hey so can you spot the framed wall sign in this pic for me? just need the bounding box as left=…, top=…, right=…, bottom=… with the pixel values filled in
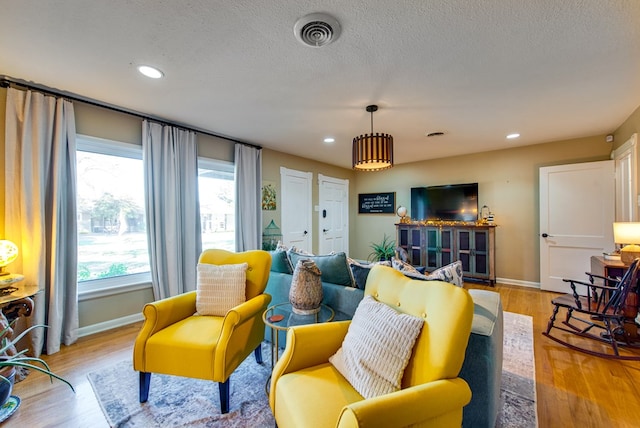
left=358, top=192, right=396, bottom=214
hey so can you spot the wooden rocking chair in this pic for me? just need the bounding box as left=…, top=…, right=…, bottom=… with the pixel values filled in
left=543, top=258, right=640, bottom=360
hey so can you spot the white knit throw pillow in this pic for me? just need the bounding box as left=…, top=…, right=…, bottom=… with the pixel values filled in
left=196, top=262, right=247, bottom=316
left=329, top=295, right=424, bottom=399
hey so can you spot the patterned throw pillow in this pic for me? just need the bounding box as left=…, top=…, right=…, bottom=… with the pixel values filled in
left=424, top=260, right=464, bottom=287
left=348, top=260, right=373, bottom=290
left=195, top=263, right=247, bottom=316
left=329, top=295, right=424, bottom=399
left=391, top=257, right=422, bottom=275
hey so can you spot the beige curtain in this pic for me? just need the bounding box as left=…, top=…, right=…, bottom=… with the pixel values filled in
left=234, top=144, right=262, bottom=251
left=142, top=120, right=201, bottom=300
left=4, top=87, right=78, bottom=356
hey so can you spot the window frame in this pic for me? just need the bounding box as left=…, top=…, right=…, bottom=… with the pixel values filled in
left=76, top=134, right=152, bottom=299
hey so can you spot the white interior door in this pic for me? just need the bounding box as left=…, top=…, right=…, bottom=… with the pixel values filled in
left=613, top=133, right=638, bottom=221
left=280, top=167, right=312, bottom=252
left=540, top=160, right=615, bottom=292
left=318, top=174, right=349, bottom=255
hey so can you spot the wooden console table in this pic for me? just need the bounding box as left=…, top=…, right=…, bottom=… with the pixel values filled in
left=396, top=223, right=496, bottom=285
left=590, top=256, right=627, bottom=283
left=0, top=279, right=40, bottom=377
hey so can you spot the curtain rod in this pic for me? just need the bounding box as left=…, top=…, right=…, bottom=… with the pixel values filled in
left=0, top=76, right=262, bottom=150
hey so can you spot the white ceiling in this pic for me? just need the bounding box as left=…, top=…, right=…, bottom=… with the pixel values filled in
left=2, top=1, right=640, bottom=168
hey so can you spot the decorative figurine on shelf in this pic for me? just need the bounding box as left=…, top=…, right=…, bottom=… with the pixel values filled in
left=487, top=212, right=495, bottom=225
left=479, top=205, right=490, bottom=225
left=262, top=220, right=282, bottom=251
left=396, top=206, right=410, bottom=224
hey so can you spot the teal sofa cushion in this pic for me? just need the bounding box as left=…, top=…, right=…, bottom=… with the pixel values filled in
left=269, top=250, right=293, bottom=274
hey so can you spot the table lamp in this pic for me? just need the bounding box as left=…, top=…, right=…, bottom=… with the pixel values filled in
left=613, top=222, right=640, bottom=265
left=0, top=240, right=19, bottom=276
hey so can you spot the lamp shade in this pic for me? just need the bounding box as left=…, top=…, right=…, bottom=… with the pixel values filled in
left=613, top=222, right=640, bottom=265
left=613, top=222, right=640, bottom=245
left=0, top=240, right=18, bottom=273
left=352, top=133, right=394, bottom=171
left=352, top=105, right=394, bottom=171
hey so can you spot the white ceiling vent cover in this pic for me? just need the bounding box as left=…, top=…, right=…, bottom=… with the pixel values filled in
left=294, top=13, right=341, bottom=48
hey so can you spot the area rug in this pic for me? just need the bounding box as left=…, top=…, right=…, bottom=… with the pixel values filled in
left=498, top=311, right=538, bottom=428
left=89, top=311, right=537, bottom=427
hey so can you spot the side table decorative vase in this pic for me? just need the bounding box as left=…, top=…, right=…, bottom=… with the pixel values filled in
left=289, top=259, right=323, bottom=315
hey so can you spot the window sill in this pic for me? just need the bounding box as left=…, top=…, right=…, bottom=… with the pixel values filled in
left=78, top=273, right=153, bottom=301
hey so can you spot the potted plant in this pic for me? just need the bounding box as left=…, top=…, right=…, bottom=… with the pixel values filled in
left=0, top=322, right=74, bottom=407
left=368, top=234, right=396, bottom=262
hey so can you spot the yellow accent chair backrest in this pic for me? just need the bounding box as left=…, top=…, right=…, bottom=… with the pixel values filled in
left=133, top=249, right=272, bottom=414
left=269, top=264, right=475, bottom=428
left=365, top=265, right=473, bottom=388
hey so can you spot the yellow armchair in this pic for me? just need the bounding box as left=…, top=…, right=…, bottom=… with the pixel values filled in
left=269, top=264, right=474, bottom=428
left=133, top=249, right=272, bottom=413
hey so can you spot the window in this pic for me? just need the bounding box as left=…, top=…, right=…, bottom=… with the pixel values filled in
left=199, top=158, right=235, bottom=251
left=76, top=135, right=150, bottom=291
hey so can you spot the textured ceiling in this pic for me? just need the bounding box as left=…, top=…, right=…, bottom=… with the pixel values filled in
left=2, top=1, right=640, bottom=168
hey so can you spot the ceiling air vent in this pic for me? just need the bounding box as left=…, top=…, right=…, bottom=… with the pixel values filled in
left=294, top=13, right=341, bottom=48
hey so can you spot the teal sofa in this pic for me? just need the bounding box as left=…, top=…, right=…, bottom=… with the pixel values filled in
left=263, top=251, right=503, bottom=428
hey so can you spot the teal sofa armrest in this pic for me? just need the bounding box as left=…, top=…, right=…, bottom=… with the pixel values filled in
left=461, top=289, right=504, bottom=428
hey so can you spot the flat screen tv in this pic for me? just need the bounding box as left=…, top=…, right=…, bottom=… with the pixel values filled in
left=411, top=183, right=479, bottom=222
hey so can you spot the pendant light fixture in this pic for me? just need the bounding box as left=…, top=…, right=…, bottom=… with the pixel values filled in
left=352, top=105, right=394, bottom=171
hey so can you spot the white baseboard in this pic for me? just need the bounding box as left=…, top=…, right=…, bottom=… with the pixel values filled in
left=78, top=312, right=144, bottom=338
left=496, top=277, right=540, bottom=289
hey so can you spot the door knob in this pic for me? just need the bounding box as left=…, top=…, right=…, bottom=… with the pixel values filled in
left=541, top=233, right=552, bottom=238
left=323, top=229, right=329, bottom=233
left=303, top=230, right=308, bottom=235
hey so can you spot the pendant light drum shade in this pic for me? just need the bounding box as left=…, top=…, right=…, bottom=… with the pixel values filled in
left=352, top=133, right=394, bottom=171
left=352, top=105, right=394, bottom=171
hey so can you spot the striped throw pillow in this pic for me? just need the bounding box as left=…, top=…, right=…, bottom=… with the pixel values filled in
left=196, top=262, right=247, bottom=316
left=329, top=295, right=423, bottom=399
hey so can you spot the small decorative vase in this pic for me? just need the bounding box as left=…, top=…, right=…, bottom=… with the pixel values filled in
left=289, top=259, right=323, bottom=315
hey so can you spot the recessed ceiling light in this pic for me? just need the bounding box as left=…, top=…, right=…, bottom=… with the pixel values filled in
left=506, top=133, right=520, bottom=139
left=137, top=65, right=164, bottom=79
left=323, top=137, right=335, bottom=143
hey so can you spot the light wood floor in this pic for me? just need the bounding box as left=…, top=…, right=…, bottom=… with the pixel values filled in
left=4, top=283, right=640, bottom=428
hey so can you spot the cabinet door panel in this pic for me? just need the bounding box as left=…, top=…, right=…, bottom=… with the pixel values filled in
left=442, top=252, right=452, bottom=266
left=411, top=248, right=422, bottom=264
left=399, top=228, right=409, bottom=246
left=459, top=252, right=470, bottom=272
left=475, top=254, right=488, bottom=274
left=475, top=232, right=487, bottom=252
left=411, top=228, right=421, bottom=245
left=458, top=230, right=471, bottom=251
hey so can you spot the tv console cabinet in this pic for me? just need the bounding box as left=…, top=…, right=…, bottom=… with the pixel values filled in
left=396, top=223, right=496, bottom=285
